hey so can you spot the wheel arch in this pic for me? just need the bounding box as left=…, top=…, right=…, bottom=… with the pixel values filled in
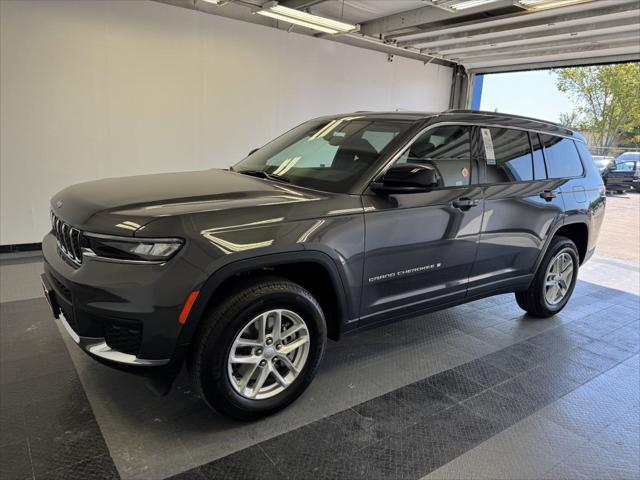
left=178, top=251, right=350, bottom=351
left=553, top=222, right=589, bottom=264
left=534, top=220, right=589, bottom=274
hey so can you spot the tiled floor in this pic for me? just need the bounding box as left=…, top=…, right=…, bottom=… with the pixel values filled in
left=1, top=215, right=639, bottom=480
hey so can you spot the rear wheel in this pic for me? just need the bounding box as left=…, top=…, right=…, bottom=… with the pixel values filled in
left=515, top=236, right=579, bottom=318
left=188, top=276, right=326, bottom=420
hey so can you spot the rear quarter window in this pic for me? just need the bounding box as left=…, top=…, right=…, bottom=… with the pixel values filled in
left=539, top=134, right=584, bottom=178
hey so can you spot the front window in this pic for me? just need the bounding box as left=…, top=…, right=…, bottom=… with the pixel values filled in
left=393, top=125, right=472, bottom=188
left=234, top=117, right=412, bottom=193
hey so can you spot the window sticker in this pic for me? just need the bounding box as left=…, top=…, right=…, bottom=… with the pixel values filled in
left=481, top=128, right=496, bottom=165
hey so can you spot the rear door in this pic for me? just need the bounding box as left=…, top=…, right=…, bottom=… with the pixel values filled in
left=360, top=125, right=483, bottom=322
left=468, top=128, right=565, bottom=295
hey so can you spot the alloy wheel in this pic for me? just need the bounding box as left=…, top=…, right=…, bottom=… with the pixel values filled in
left=544, top=250, right=574, bottom=306
left=227, top=309, right=310, bottom=400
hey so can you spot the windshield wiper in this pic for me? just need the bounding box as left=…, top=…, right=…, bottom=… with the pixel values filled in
left=237, top=170, right=291, bottom=183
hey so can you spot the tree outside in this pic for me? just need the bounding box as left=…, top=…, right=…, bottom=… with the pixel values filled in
left=554, top=63, right=640, bottom=157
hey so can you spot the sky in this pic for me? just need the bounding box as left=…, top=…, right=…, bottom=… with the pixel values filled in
left=479, top=70, right=574, bottom=123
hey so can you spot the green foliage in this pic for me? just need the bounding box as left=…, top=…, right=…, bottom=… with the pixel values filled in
left=554, top=63, right=640, bottom=148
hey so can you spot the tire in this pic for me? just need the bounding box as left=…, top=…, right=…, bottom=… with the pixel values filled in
left=515, top=236, right=580, bottom=318
left=188, top=275, right=326, bottom=420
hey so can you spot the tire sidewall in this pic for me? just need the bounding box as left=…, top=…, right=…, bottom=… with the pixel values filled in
left=199, top=286, right=326, bottom=418
left=539, top=240, right=579, bottom=314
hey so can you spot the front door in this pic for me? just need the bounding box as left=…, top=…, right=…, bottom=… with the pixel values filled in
left=360, top=125, right=483, bottom=323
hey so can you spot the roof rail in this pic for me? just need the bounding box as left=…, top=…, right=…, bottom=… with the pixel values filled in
left=444, top=109, right=566, bottom=129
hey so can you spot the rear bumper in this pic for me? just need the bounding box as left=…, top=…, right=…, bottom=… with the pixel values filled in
left=41, top=232, right=208, bottom=376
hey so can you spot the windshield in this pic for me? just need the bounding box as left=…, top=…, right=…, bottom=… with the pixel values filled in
left=233, top=117, right=412, bottom=193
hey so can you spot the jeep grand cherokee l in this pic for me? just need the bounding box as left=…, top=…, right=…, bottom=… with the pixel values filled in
left=41, top=110, right=605, bottom=419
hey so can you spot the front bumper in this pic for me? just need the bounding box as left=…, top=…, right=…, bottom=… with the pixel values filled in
left=41, top=232, right=208, bottom=370
left=43, top=274, right=170, bottom=366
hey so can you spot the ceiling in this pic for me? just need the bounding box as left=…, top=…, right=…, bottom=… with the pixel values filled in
left=157, top=0, right=640, bottom=73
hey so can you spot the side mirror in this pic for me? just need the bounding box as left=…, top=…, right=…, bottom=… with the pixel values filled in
left=371, top=163, right=438, bottom=194
left=248, top=148, right=260, bottom=156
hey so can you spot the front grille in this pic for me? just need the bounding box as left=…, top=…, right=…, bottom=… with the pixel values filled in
left=104, top=321, right=142, bottom=356
left=51, top=211, right=83, bottom=264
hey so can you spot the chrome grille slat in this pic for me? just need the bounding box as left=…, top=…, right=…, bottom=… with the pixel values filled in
left=51, top=211, right=83, bottom=265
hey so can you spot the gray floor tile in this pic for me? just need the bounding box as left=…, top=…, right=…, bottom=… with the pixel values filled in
left=450, top=358, right=513, bottom=388
left=425, top=369, right=486, bottom=402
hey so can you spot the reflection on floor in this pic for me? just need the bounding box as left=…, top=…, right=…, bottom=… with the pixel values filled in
left=0, top=254, right=638, bottom=480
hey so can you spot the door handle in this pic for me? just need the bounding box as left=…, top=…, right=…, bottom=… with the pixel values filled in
left=540, top=190, right=558, bottom=201
left=452, top=198, right=479, bottom=210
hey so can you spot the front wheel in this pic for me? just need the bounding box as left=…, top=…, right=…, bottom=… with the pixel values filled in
left=515, top=236, right=579, bottom=318
left=188, top=276, right=327, bottom=420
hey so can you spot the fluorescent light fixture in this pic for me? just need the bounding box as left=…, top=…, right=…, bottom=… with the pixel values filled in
left=424, top=0, right=502, bottom=11
left=515, top=0, right=591, bottom=10
left=450, top=0, right=501, bottom=10
left=256, top=10, right=339, bottom=34
left=256, top=1, right=357, bottom=34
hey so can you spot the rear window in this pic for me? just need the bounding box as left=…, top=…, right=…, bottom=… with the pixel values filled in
left=539, top=135, right=584, bottom=178
left=483, top=128, right=534, bottom=183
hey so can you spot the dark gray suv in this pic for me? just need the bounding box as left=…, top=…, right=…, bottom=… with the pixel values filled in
left=41, top=110, right=606, bottom=419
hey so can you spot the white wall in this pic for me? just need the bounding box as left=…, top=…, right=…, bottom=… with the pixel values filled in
left=0, top=0, right=453, bottom=245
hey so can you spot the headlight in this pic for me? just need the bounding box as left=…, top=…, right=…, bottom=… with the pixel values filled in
left=83, top=234, right=183, bottom=263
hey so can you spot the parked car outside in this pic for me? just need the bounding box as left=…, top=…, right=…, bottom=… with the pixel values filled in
left=605, top=152, right=640, bottom=193
left=41, top=110, right=606, bottom=419
left=592, top=155, right=614, bottom=175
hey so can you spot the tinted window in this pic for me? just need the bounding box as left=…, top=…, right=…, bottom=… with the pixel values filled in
left=235, top=118, right=411, bottom=193
left=540, top=135, right=584, bottom=178
left=395, top=125, right=471, bottom=188
left=530, top=132, right=547, bottom=180
left=483, top=128, right=533, bottom=183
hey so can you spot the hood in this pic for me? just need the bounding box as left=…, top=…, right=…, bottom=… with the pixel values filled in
left=51, top=169, right=326, bottom=235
